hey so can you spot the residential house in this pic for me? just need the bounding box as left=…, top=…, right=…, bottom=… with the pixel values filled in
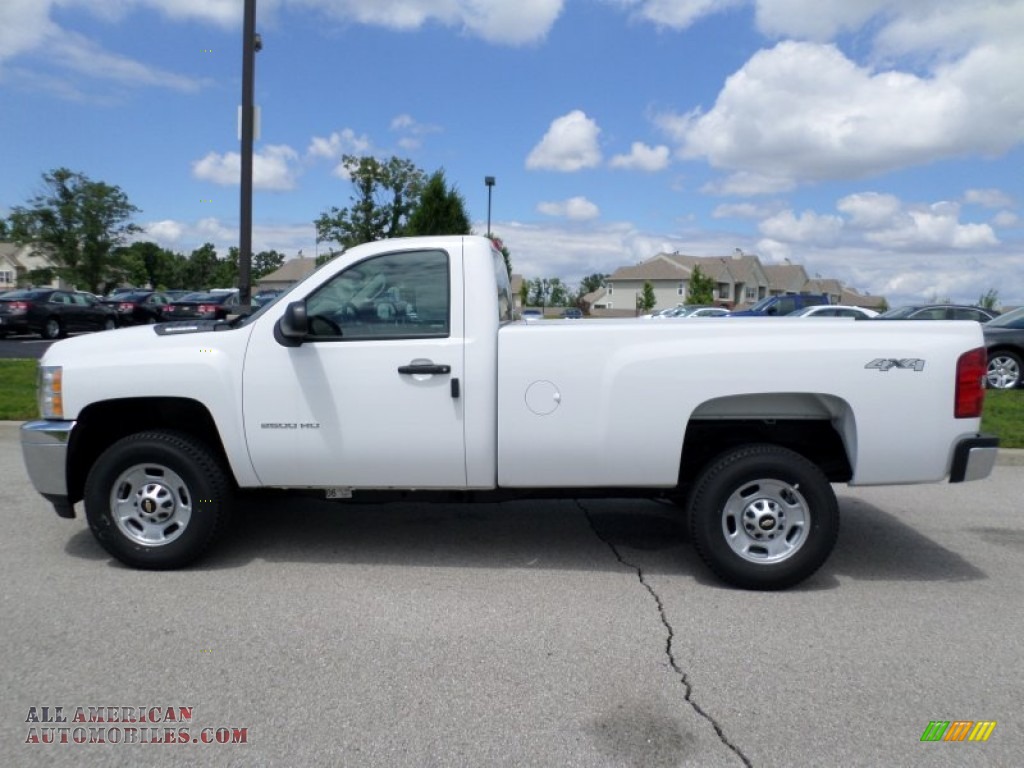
left=256, top=255, right=318, bottom=292
left=0, top=242, right=63, bottom=291
left=593, top=249, right=886, bottom=313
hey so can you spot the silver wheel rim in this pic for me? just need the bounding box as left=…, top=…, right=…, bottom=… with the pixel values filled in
left=46, top=319, right=59, bottom=338
left=721, top=478, right=809, bottom=564
left=110, top=463, right=193, bottom=546
left=987, top=356, right=1020, bottom=389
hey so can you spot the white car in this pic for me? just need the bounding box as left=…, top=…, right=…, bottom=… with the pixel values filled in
left=788, top=305, right=879, bottom=320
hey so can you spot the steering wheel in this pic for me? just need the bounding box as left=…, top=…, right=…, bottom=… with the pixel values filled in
left=308, top=314, right=342, bottom=336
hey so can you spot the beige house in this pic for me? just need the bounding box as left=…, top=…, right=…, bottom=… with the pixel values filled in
left=591, top=250, right=884, bottom=312
left=0, top=242, right=63, bottom=292
left=256, top=256, right=318, bottom=292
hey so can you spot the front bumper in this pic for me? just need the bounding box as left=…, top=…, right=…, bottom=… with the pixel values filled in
left=949, top=434, right=1000, bottom=483
left=20, top=419, right=76, bottom=518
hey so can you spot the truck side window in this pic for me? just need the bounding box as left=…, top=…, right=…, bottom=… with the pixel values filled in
left=305, top=249, right=450, bottom=340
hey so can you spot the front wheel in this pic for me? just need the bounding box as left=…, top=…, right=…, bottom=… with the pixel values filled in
left=987, top=351, right=1022, bottom=389
left=688, top=444, right=838, bottom=590
left=84, top=431, right=233, bottom=569
left=42, top=317, right=63, bottom=340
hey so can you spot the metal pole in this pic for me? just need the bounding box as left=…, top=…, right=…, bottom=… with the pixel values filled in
left=484, top=176, right=495, bottom=236
left=239, top=0, right=258, bottom=306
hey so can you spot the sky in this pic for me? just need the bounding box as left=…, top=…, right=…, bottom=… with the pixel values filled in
left=1, top=0, right=1022, bottom=307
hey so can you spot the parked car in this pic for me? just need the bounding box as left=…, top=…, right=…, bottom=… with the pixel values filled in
left=727, top=294, right=831, bottom=317
left=520, top=309, right=543, bottom=323
left=163, top=289, right=195, bottom=301
left=788, top=305, right=879, bottom=320
left=162, top=291, right=241, bottom=321
left=102, top=290, right=171, bottom=326
left=252, top=290, right=284, bottom=309
left=0, top=289, right=118, bottom=339
left=877, top=304, right=998, bottom=322
left=983, top=306, right=1024, bottom=389
left=561, top=307, right=583, bottom=319
left=649, top=304, right=729, bottom=318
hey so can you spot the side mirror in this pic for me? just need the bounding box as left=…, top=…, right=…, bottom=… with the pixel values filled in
left=275, top=301, right=308, bottom=347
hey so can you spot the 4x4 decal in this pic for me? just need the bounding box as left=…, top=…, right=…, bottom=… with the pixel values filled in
left=865, top=358, right=926, bottom=372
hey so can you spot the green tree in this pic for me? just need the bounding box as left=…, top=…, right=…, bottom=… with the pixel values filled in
left=405, top=170, right=471, bottom=237
left=8, top=168, right=141, bottom=292
left=548, top=278, right=570, bottom=307
left=0, top=217, right=9, bottom=239
left=686, top=265, right=715, bottom=304
left=978, top=288, right=999, bottom=310
left=578, top=273, right=608, bottom=295
left=114, top=241, right=181, bottom=289
left=314, top=155, right=425, bottom=250
left=490, top=235, right=512, bottom=279
left=638, top=281, right=657, bottom=314
left=183, top=243, right=221, bottom=289
left=253, top=249, right=286, bottom=280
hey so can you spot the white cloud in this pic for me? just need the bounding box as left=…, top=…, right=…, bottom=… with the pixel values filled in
left=295, top=0, right=565, bottom=45
left=965, top=188, right=1014, bottom=209
left=192, top=145, right=301, bottom=190
left=664, top=39, right=1024, bottom=191
left=992, top=211, right=1019, bottom=228
left=143, top=219, right=185, bottom=243
left=0, top=0, right=58, bottom=60
left=389, top=113, right=441, bottom=151
left=526, top=110, right=602, bottom=172
left=836, top=192, right=904, bottom=229
left=609, top=142, right=670, bottom=171
left=712, top=201, right=783, bottom=219
left=616, top=0, right=745, bottom=30
left=758, top=210, right=843, bottom=244
left=141, top=216, right=318, bottom=258
left=753, top=0, right=889, bottom=42
left=307, top=129, right=373, bottom=161
left=537, top=196, right=601, bottom=220
left=836, top=193, right=999, bottom=250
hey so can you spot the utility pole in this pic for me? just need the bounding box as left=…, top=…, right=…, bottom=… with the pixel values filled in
left=239, top=0, right=260, bottom=306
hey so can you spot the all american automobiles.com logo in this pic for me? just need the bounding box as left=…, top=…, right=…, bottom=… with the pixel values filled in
left=24, top=706, right=248, bottom=746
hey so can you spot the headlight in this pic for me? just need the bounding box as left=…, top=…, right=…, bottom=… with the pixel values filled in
left=38, top=365, right=64, bottom=419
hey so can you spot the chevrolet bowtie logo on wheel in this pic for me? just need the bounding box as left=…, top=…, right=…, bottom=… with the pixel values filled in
left=920, top=720, right=997, bottom=742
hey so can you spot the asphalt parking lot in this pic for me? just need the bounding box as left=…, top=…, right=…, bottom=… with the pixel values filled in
left=1, top=422, right=1022, bottom=767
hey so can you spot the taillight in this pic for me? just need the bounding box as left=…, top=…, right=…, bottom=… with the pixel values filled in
left=955, top=347, right=986, bottom=419
left=118, top=302, right=135, bottom=312
left=199, top=304, right=217, bottom=314
left=8, top=301, right=29, bottom=313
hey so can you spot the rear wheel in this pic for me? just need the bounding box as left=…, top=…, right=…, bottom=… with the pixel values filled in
left=688, top=444, right=838, bottom=590
left=987, top=351, right=1022, bottom=389
left=103, top=317, right=116, bottom=331
left=84, top=431, right=233, bottom=569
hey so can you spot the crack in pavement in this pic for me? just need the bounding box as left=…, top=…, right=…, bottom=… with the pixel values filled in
left=579, top=501, right=753, bottom=768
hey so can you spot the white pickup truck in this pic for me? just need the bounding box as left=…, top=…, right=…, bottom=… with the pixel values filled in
left=21, top=235, right=999, bottom=589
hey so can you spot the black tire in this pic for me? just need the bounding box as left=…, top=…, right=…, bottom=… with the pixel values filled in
left=688, top=444, right=838, bottom=590
left=103, top=317, right=116, bottom=331
left=84, top=431, right=233, bottom=569
left=42, top=316, right=63, bottom=340
left=986, top=350, right=1022, bottom=390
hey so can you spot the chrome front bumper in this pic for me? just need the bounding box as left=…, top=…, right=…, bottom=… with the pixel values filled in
left=20, top=420, right=76, bottom=518
left=949, top=435, right=1000, bottom=483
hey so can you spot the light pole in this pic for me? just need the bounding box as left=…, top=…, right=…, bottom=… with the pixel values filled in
left=484, top=176, right=495, bottom=236
left=239, top=0, right=261, bottom=306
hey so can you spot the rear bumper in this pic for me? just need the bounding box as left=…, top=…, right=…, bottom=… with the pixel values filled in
left=20, top=419, right=77, bottom=518
left=949, top=435, right=1000, bottom=483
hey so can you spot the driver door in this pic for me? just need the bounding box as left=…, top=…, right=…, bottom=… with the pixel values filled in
left=242, top=247, right=467, bottom=489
